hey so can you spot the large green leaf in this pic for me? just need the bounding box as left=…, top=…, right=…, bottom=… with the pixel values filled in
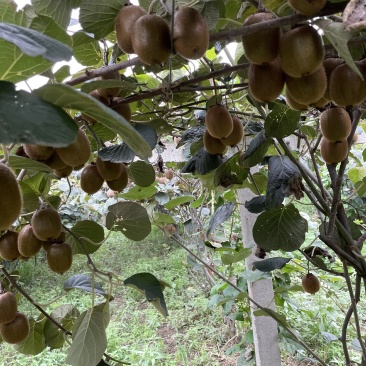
left=120, top=184, right=157, bottom=200
left=32, top=0, right=74, bottom=29
left=253, top=204, right=308, bottom=252
left=164, top=195, right=195, bottom=210
left=18, top=181, right=40, bottom=212
left=129, top=161, right=155, bottom=187
left=221, top=248, right=252, bottom=265
left=0, top=81, right=78, bottom=146
left=34, top=84, right=152, bottom=160
left=72, top=31, right=101, bottom=67
left=214, top=153, right=249, bottom=188
left=64, top=274, right=112, bottom=299
left=252, top=257, right=291, bottom=272
left=66, top=306, right=108, bottom=366
left=14, top=317, right=46, bottom=355
left=8, top=156, right=53, bottom=173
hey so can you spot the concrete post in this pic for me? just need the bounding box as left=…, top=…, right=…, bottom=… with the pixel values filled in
left=238, top=187, right=281, bottom=366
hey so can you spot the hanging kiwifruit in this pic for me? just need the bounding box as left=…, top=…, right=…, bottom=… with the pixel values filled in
left=97, top=70, right=121, bottom=98
left=302, top=273, right=320, bottom=294
left=111, top=98, right=132, bottom=122
left=131, top=14, right=171, bottom=65
left=173, top=7, right=209, bottom=60
left=53, top=165, right=73, bottom=178
left=320, top=107, right=351, bottom=142
left=0, top=291, right=17, bottom=325
left=248, top=58, right=285, bottom=103
left=56, top=129, right=91, bottom=168
left=47, top=242, right=73, bottom=274
left=205, top=104, right=233, bottom=139
left=285, top=89, right=308, bottom=110
left=221, top=116, right=244, bottom=147
left=80, top=163, right=104, bottom=194
left=164, top=169, right=174, bottom=180
left=279, top=25, right=324, bottom=78
left=115, top=4, right=147, bottom=54
left=0, top=231, right=20, bottom=260
left=288, top=0, right=326, bottom=16
left=0, top=312, right=30, bottom=344
left=322, top=58, right=344, bottom=101
left=242, top=12, right=280, bottom=64
left=31, top=206, right=62, bottom=241
left=81, top=91, right=110, bottom=124
left=203, top=130, right=228, bottom=155
left=320, top=138, right=348, bottom=164
left=0, top=164, right=22, bottom=232
left=17, top=224, right=43, bottom=258
left=285, top=66, right=327, bottom=105
left=329, top=62, right=366, bottom=107
left=44, top=151, right=68, bottom=170
left=23, top=144, right=54, bottom=161
left=96, top=157, right=123, bottom=181
left=106, top=164, right=129, bottom=191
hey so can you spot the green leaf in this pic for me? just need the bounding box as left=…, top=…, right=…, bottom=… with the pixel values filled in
left=72, top=31, right=101, bottom=66
left=14, top=317, right=46, bottom=355
left=32, top=0, right=74, bottom=29
left=164, top=195, right=195, bottom=210
left=120, top=184, right=157, bottom=200
left=66, top=306, right=108, bottom=366
left=214, top=153, right=249, bottom=188
left=202, top=0, right=220, bottom=30
left=0, top=81, right=78, bottom=146
left=253, top=204, right=308, bottom=252
left=107, top=201, right=151, bottom=241
left=34, top=84, right=152, bottom=160
left=79, top=0, right=125, bottom=39
left=321, top=331, right=339, bottom=344
left=348, top=167, right=366, bottom=184
left=18, top=181, right=40, bottom=212
left=252, top=257, right=291, bottom=272
left=221, top=248, right=252, bottom=265
left=252, top=308, right=288, bottom=325
left=152, top=212, right=176, bottom=225
left=67, top=220, right=105, bottom=254
left=315, top=19, right=363, bottom=79
left=124, top=272, right=168, bottom=317
left=8, top=156, right=53, bottom=173
left=129, top=161, right=156, bottom=187
left=81, top=79, right=137, bottom=94
left=264, top=103, right=300, bottom=139
left=0, top=22, right=72, bottom=62
left=207, top=201, right=235, bottom=236
left=240, top=130, right=271, bottom=168
left=64, top=274, right=112, bottom=299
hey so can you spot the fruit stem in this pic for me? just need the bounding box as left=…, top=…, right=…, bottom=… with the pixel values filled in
left=1, top=144, right=9, bottom=163
left=148, top=0, right=159, bottom=14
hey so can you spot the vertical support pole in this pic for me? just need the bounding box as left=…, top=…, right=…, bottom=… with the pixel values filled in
left=238, top=187, right=281, bottom=366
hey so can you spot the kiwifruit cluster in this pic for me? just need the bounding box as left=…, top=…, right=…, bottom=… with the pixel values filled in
left=203, top=104, right=244, bottom=154
left=302, top=272, right=320, bottom=294
left=115, top=5, right=209, bottom=64
left=0, top=291, right=29, bottom=344
left=80, top=158, right=129, bottom=194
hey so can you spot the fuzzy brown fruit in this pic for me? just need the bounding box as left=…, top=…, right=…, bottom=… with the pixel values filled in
left=106, top=164, right=129, bottom=192
left=23, top=144, right=54, bottom=161
left=164, top=169, right=174, bottom=180
left=205, top=104, right=233, bottom=139
left=96, top=157, right=124, bottom=181
left=111, top=98, right=132, bottom=122
left=132, top=14, right=171, bottom=65
left=279, top=25, right=324, bottom=78
left=320, top=138, right=348, bottom=165
left=302, top=273, right=320, bottom=294
left=242, top=12, right=280, bottom=65
left=0, top=231, right=21, bottom=261
left=80, top=163, right=104, bottom=194
left=31, top=206, right=62, bottom=241
left=47, top=242, right=73, bottom=274
left=320, top=107, right=351, bottom=142
left=285, top=89, right=308, bottom=110
left=53, top=165, right=73, bottom=178
left=173, top=7, right=209, bottom=60
left=221, top=116, right=244, bottom=147
left=17, top=224, right=43, bottom=258
left=0, top=292, right=17, bottom=325
left=115, top=5, right=147, bottom=54
left=0, top=312, right=29, bottom=344
left=81, top=90, right=109, bottom=124
left=44, top=151, right=68, bottom=170
left=288, top=0, right=326, bottom=16
left=0, top=163, right=22, bottom=232
left=203, top=130, right=227, bottom=155
left=97, top=70, right=121, bottom=98
left=322, top=58, right=344, bottom=101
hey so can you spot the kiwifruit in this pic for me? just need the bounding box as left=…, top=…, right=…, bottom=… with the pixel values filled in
left=221, top=116, right=244, bottom=147
left=323, top=58, right=344, bottom=101
left=0, top=312, right=29, bottom=344
left=31, top=206, right=62, bottom=241
left=15, top=145, right=29, bottom=159
left=242, top=12, right=280, bottom=65
left=110, top=98, right=132, bottom=122
left=311, top=96, right=329, bottom=108
left=164, top=169, right=174, bottom=180
left=203, top=130, right=227, bottom=155
left=131, top=14, right=171, bottom=65
left=302, top=273, right=320, bottom=294
left=97, top=70, right=121, bottom=98
left=106, top=164, right=129, bottom=192
left=96, top=157, right=123, bottom=181
left=115, top=5, right=147, bottom=54
left=107, top=189, right=116, bottom=198
left=44, top=151, right=67, bottom=170
left=173, top=7, right=209, bottom=60
left=329, top=62, right=366, bottom=107
left=0, top=164, right=22, bottom=232
left=47, top=242, right=73, bottom=274
left=17, top=224, right=42, bottom=258
left=320, top=138, right=348, bottom=164
left=0, top=292, right=17, bottom=325
left=80, top=163, right=104, bottom=194
left=81, top=90, right=109, bottom=124
left=205, top=104, right=233, bottom=139
left=53, top=165, right=73, bottom=178
left=320, top=107, right=351, bottom=142
left=56, top=129, right=91, bottom=168
left=352, top=133, right=359, bottom=143
left=288, top=0, right=326, bottom=16
left=279, top=25, right=324, bottom=78
left=248, top=58, right=285, bottom=103
left=285, top=66, right=327, bottom=105
left=0, top=231, right=21, bottom=261
left=285, top=89, right=308, bottom=110
left=23, top=144, right=54, bottom=161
